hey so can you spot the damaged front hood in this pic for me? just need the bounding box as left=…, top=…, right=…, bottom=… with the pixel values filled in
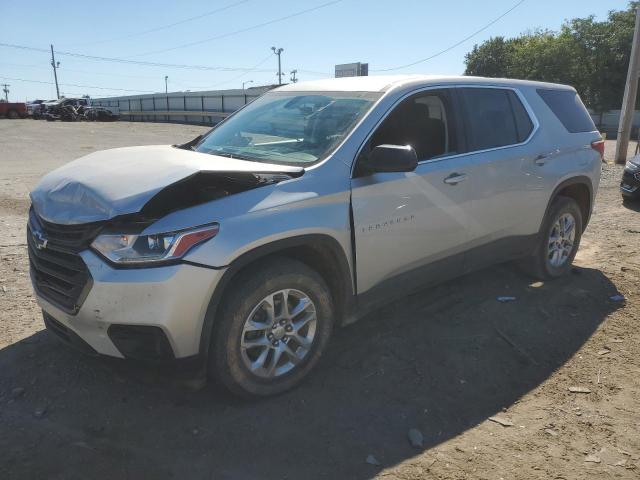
left=30, top=145, right=304, bottom=224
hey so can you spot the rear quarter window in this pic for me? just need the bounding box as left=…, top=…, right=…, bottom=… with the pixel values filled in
left=537, top=89, right=596, bottom=133
left=507, top=91, right=534, bottom=142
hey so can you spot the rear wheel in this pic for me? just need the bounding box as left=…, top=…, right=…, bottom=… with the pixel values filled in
left=6, top=110, right=19, bottom=119
left=210, top=258, right=334, bottom=397
left=520, top=196, right=583, bottom=280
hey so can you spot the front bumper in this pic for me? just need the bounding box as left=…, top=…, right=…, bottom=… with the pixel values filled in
left=621, top=169, right=640, bottom=198
left=34, top=249, right=225, bottom=360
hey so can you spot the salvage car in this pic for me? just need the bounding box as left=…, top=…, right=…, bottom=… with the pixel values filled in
left=0, top=101, right=27, bottom=119
left=43, top=97, right=89, bottom=121
left=83, top=106, right=119, bottom=121
left=26, top=99, right=46, bottom=116
left=28, top=76, right=603, bottom=396
left=32, top=100, right=58, bottom=119
left=621, top=155, right=640, bottom=202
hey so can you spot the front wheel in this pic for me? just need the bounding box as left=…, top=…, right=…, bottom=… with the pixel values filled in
left=521, top=196, right=583, bottom=280
left=210, top=258, right=334, bottom=397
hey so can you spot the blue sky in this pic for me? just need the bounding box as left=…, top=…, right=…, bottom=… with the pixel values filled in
left=0, top=0, right=631, bottom=101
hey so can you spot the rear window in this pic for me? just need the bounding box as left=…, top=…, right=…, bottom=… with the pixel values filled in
left=460, top=88, right=533, bottom=151
left=537, top=89, right=595, bottom=133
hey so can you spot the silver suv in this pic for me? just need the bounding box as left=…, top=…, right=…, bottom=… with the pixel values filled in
left=28, top=76, right=603, bottom=396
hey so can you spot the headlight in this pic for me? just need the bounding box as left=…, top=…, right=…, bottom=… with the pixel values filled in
left=626, top=161, right=640, bottom=171
left=91, top=224, right=219, bottom=265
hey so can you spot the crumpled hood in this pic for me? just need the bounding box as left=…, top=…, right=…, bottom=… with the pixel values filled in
left=30, top=145, right=304, bottom=225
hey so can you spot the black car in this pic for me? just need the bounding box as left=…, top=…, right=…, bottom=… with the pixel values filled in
left=621, top=156, right=640, bottom=201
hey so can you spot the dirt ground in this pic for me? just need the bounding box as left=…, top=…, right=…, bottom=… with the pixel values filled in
left=0, top=119, right=638, bottom=480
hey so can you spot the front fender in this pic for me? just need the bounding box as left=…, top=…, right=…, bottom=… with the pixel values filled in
left=143, top=163, right=353, bottom=271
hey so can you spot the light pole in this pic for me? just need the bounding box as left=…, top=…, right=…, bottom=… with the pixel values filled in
left=616, top=8, right=640, bottom=164
left=164, top=75, right=168, bottom=94
left=1, top=84, right=9, bottom=102
left=50, top=44, right=60, bottom=99
left=271, top=46, right=284, bottom=85
left=242, top=80, right=254, bottom=90
left=290, top=70, right=298, bottom=83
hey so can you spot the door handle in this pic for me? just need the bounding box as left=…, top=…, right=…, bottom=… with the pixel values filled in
left=534, top=153, right=550, bottom=166
left=443, top=173, right=468, bottom=185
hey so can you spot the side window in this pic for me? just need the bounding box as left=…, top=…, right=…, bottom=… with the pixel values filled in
left=461, top=88, right=515, bottom=150
left=507, top=91, right=534, bottom=142
left=461, top=88, right=533, bottom=151
left=368, top=89, right=458, bottom=161
left=537, top=89, right=596, bottom=133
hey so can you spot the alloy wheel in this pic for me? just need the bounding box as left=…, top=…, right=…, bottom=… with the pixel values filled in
left=547, top=212, right=576, bottom=268
left=240, top=289, right=317, bottom=379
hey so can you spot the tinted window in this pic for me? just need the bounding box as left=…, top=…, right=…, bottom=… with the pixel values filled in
left=369, top=90, right=458, bottom=161
left=507, top=91, right=534, bottom=142
left=537, top=89, right=595, bottom=133
left=461, top=88, right=524, bottom=150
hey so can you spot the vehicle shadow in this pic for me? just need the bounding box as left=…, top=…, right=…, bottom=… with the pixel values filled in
left=0, top=265, right=622, bottom=480
left=622, top=198, right=640, bottom=212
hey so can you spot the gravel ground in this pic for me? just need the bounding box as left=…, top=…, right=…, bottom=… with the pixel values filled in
left=0, top=120, right=638, bottom=480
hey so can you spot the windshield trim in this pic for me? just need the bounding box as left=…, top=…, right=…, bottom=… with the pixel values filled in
left=194, top=90, right=383, bottom=168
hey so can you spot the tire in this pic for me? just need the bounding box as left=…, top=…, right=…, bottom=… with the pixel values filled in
left=520, top=196, right=583, bottom=280
left=210, top=257, right=334, bottom=397
left=6, top=110, right=19, bottom=119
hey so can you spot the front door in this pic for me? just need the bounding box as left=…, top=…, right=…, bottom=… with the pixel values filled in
left=351, top=88, right=472, bottom=295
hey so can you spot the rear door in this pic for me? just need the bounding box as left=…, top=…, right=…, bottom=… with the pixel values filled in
left=351, top=88, right=472, bottom=295
left=456, top=87, right=540, bottom=271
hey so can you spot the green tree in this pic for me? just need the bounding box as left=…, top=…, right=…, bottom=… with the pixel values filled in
left=464, top=2, right=639, bottom=113
left=464, top=37, right=513, bottom=78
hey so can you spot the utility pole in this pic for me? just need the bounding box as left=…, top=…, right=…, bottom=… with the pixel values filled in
left=242, top=80, right=253, bottom=90
left=50, top=44, right=60, bottom=100
left=1, top=84, right=9, bottom=102
left=615, top=8, right=640, bottom=164
left=165, top=75, right=168, bottom=94
left=290, top=70, right=298, bottom=83
left=271, top=46, right=284, bottom=85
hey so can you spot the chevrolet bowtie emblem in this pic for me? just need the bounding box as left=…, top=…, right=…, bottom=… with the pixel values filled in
left=32, top=229, right=48, bottom=250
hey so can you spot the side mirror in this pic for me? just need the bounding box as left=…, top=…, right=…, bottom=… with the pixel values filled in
left=361, top=144, right=418, bottom=174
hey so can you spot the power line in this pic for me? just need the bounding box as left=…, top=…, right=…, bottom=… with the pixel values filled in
left=0, top=42, right=275, bottom=72
left=0, top=62, right=49, bottom=70
left=63, top=0, right=251, bottom=47
left=0, top=76, right=155, bottom=93
left=297, top=69, right=331, bottom=77
left=0, top=45, right=292, bottom=94
left=129, top=0, right=346, bottom=57
left=372, top=0, right=526, bottom=72
left=205, top=54, right=273, bottom=89
left=0, top=61, right=232, bottom=84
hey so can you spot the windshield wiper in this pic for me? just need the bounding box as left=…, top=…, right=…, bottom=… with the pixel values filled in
left=205, top=149, right=256, bottom=161
left=174, top=134, right=202, bottom=150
